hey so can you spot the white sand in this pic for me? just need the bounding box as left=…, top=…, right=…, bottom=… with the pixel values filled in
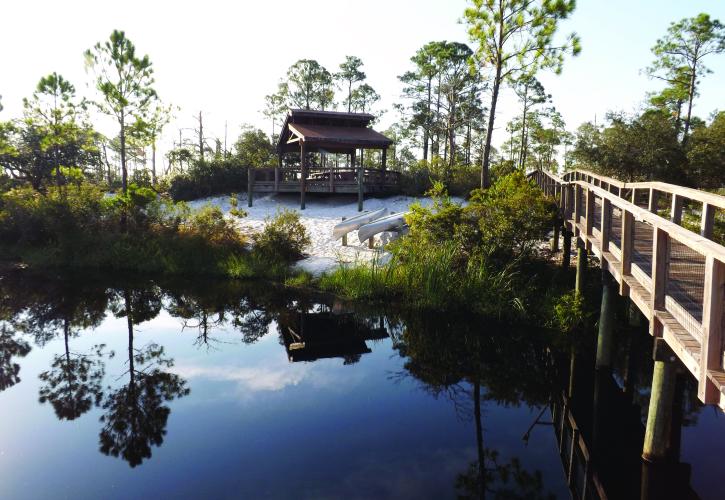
left=187, top=193, right=463, bottom=275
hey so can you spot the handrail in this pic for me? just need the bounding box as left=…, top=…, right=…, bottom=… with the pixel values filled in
left=562, top=168, right=725, bottom=210
left=529, top=168, right=725, bottom=409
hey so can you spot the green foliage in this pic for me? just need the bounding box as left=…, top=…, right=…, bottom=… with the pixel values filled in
left=167, top=157, right=247, bottom=201
left=234, top=126, right=276, bottom=167
left=320, top=172, right=555, bottom=316
left=464, top=0, right=580, bottom=186
left=571, top=110, right=687, bottom=183
left=0, top=182, right=248, bottom=277
left=646, top=13, right=725, bottom=144
left=85, top=30, right=157, bottom=194
left=550, top=291, right=585, bottom=334
left=401, top=157, right=480, bottom=197
left=465, top=172, right=558, bottom=260
left=253, top=209, right=310, bottom=263
left=686, top=111, right=725, bottom=189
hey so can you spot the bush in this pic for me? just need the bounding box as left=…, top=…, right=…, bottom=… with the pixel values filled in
left=168, top=158, right=248, bottom=201
left=0, top=181, right=250, bottom=277
left=401, top=157, right=480, bottom=197
left=253, top=209, right=310, bottom=263
left=180, top=205, right=246, bottom=247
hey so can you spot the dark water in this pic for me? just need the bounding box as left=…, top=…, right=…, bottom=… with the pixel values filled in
left=0, top=272, right=722, bottom=500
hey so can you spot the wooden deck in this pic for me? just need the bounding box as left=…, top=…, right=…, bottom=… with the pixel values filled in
left=531, top=169, right=725, bottom=409
left=249, top=167, right=401, bottom=195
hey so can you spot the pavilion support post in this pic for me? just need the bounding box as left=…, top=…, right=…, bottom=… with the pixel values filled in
left=575, top=240, right=587, bottom=295
left=275, top=155, right=281, bottom=192
left=596, top=269, right=616, bottom=370
left=247, top=167, right=254, bottom=207
left=382, top=147, right=387, bottom=172
left=643, top=338, right=677, bottom=463
left=354, top=150, right=363, bottom=212
left=300, top=142, right=307, bottom=210
left=329, top=160, right=335, bottom=193
left=341, top=217, right=347, bottom=246
left=562, top=229, right=572, bottom=269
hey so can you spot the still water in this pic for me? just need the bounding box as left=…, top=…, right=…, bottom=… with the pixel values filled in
left=0, top=272, right=722, bottom=499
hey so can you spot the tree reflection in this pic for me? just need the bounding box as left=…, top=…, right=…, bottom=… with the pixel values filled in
left=398, top=312, right=559, bottom=499
left=163, top=281, right=274, bottom=348
left=38, top=319, right=109, bottom=420
left=100, top=287, right=189, bottom=468
left=0, top=325, right=31, bottom=392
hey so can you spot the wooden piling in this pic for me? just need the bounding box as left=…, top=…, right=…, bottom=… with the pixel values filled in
left=341, top=217, right=347, bottom=246
left=550, top=223, right=560, bottom=252
left=575, top=241, right=587, bottom=295
left=562, top=229, right=572, bottom=268
left=643, top=338, right=677, bottom=462
left=596, top=270, right=615, bottom=369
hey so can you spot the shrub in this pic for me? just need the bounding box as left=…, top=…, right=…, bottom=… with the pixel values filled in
left=168, top=158, right=248, bottom=201
left=401, top=157, right=480, bottom=197
left=253, top=209, right=310, bottom=263
left=180, top=205, right=246, bottom=247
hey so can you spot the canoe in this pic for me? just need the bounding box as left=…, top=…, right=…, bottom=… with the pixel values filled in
left=357, top=212, right=408, bottom=243
left=332, top=207, right=387, bottom=240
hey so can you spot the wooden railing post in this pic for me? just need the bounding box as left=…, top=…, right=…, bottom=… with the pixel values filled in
left=620, top=210, right=633, bottom=296
left=585, top=188, right=595, bottom=249
left=699, top=257, right=725, bottom=403
left=329, top=163, right=335, bottom=193
left=701, top=203, right=715, bottom=238
left=670, top=194, right=683, bottom=224
left=573, top=184, right=581, bottom=236
left=601, top=198, right=610, bottom=251
left=274, top=166, right=280, bottom=192
left=631, top=188, right=637, bottom=204
left=650, top=227, right=669, bottom=335
left=648, top=188, right=659, bottom=213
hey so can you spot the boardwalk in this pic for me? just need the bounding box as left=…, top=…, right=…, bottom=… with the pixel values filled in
left=531, top=169, right=725, bottom=409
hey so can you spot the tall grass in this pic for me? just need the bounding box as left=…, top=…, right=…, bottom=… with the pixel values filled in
left=318, top=241, right=523, bottom=316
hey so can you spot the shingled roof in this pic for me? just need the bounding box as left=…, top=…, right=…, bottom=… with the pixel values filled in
left=277, top=109, right=392, bottom=154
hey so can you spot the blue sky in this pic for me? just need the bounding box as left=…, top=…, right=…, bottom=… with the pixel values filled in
left=2, top=0, right=723, bottom=156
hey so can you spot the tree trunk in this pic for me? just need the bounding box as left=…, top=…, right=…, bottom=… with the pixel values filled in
left=681, top=64, right=697, bottom=147
left=120, top=113, right=127, bottom=194
left=151, top=140, right=157, bottom=185
left=423, top=75, right=432, bottom=161
left=481, top=67, right=501, bottom=189
left=474, top=381, right=486, bottom=499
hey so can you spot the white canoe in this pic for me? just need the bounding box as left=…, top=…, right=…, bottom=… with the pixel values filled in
left=358, top=212, right=409, bottom=243
left=332, top=208, right=387, bottom=240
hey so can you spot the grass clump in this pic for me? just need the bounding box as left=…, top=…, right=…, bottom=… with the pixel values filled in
left=320, top=172, right=557, bottom=317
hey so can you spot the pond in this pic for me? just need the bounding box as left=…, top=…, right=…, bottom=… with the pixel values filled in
left=0, top=271, right=722, bottom=499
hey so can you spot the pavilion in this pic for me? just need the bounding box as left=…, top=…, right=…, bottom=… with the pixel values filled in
left=248, top=109, right=400, bottom=210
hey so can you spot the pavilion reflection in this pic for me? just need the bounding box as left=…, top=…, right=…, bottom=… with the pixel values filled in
left=279, top=303, right=389, bottom=364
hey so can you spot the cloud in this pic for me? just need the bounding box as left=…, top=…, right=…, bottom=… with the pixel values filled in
left=172, top=362, right=313, bottom=392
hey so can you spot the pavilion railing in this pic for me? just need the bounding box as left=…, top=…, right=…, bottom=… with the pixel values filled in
left=530, top=169, right=725, bottom=408
left=250, top=167, right=401, bottom=192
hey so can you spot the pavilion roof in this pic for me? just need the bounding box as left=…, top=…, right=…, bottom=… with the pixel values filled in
left=277, top=109, right=392, bottom=154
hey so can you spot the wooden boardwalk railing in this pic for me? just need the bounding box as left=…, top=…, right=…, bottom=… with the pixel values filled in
left=531, top=169, right=725, bottom=409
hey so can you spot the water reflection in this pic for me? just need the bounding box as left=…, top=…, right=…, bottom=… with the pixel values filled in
left=0, top=270, right=718, bottom=498
left=99, top=287, right=189, bottom=467
left=397, top=313, right=559, bottom=499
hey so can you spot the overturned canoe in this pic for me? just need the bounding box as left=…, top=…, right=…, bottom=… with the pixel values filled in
left=357, top=212, right=408, bottom=243
left=332, top=208, right=387, bottom=240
